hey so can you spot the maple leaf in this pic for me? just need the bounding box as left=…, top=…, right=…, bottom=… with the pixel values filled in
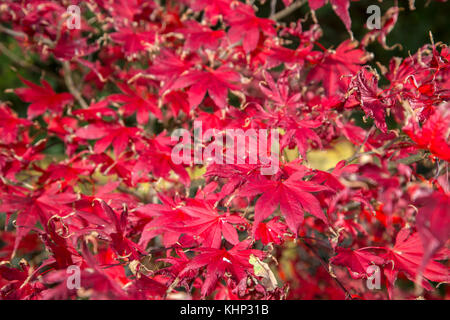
left=79, top=59, right=114, bottom=89
left=335, top=117, right=366, bottom=146
left=132, top=133, right=190, bottom=186
left=178, top=201, right=247, bottom=248
left=2, top=0, right=450, bottom=301
left=89, top=152, right=134, bottom=186
left=361, top=6, right=400, bottom=50
left=179, top=240, right=264, bottom=297
left=126, top=274, right=168, bottom=299
left=148, top=49, right=197, bottom=88
left=163, top=91, right=190, bottom=117
left=109, top=82, right=162, bottom=124
left=0, top=183, right=77, bottom=256
left=72, top=99, right=117, bottom=121
left=330, top=247, right=385, bottom=279
left=110, top=28, right=155, bottom=57
left=39, top=218, right=81, bottom=269
left=239, top=171, right=331, bottom=235
left=259, top=71, right=302, bottom=109
left=99, top=0, right=156, bottom=23
left=179, top=20, right=226, bottom=51
left=403, top=103, right=450, bottom=161
left=308, top=0, right=328, bottom=10
left=136, top=194, right=193, bottom=248
left=281, top=118, right=323, bottom=159
left=254, top=217, right=288, bottom=245
left=14, top=78, right=73, bottom=119
left=51, top=33, right=98, bottom=60
left=168, top=66, right=240, bottom=110
left=189, top=0, right=234, bottom=25
left=205, top=161, right=266, bottom=201
left=92, top=200, right=146, bottom=260
left=381, top=229, right=449, bottom=295
left=309, top=0, right=358, bottom=35
left=75, top=122, right=141, bottom=157
left=36, top=161, right=91, bottom=186
left=266, top=44, right=313, bottom=69
left=415, top=191, right=450, bottom=276
left=307, top=40, right=368, bottom=96
left=349, top=68, right=390, bottom=133
left=97, top=247, right=129, bottom=287
left=225, top=3, right=276, bottom=53
left=312, top=160, right=358, bottom=191
left=0, top=259, right=43, bottom=299
left=0, top=104, right=31, bottom=144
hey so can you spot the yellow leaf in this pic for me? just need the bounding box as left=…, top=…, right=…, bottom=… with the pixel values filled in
left=249, top=254, right=278, bottom=291
left=187, top=166, right=206, bottom=180
left=307, top=140, right=354, bottom=171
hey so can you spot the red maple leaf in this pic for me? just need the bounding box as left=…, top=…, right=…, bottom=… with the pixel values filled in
left=281, top=118, right=323, bottom=159
left=0, top=104, right=31, bottom=144
left=309, top=0, right=359, bottom=35
left=189, top=0, right=234, bottom=25
left=76, top=122, right=141, bottom=157
left=72, top=99, right=117, bottom=121
left=331, top=247, right=385, bottom=279
left=0, top=183, right=77, bottom=256
left=307, top=40, right=368, bottom=96
left=169, top=66, right=240, bottom=110
left=110, top=28, right=155, bottom=57
left=381, top=229, right=449, bottom=294
left=135, top=194, right=193, bottom=248
left=361, top=6, right=400, bottom=50
left=349, top=68, right=390, bottom=133
left=178, top=201, right=247, bottom=248
left=415, top=191, right=450, bottom=276
left=259, top=71, right=302, bottom=109
left=179, top=240, right=264, bottom=297
left=403, top=103, right=450, bottom=161
left=92, top=200, right=146, bottom=260
left=179, top=20, right=226, bottom=51
left=168, top=66, right=240, bottom=110
left=254, top=217, right=288, bottom=245
left=14, top=78, right=73, bottom=119
left=225, top=3, right=276, bottom=53
left=132, top=132, right=190, bottom=185
left=239, top=171, right=331, bottom=235
left=109, top=82, right=162, bottom=124
left=148, top=49, right=197, bottom=89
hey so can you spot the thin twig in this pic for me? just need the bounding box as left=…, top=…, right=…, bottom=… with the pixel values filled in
left=301, top=239, right=353, bottom=299
left=0, top=24, right=63, bottom=81
left=0, top=43, right=41, bottom=73
left=270, top=0, right=307, bottom=21
left=0, top=25, right=27, bottom=39
left=62, top=61, right=89, bottom=109
left=0, top=24, right=53, bottom=46
left=345, top=136, right=403, bottom=164
left=0, top=42, right=60, bottom=80
left=270, top=0, right=278, bottom=17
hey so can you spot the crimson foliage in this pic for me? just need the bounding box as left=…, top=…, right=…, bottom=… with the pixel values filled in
left=0, top=0, right=448, bottom=300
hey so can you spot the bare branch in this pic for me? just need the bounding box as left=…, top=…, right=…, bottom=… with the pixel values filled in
left=270, top=0, right=307, bottom=21
left=301, top=239, right=353, bottom=299
left=0, top=43, right=41, bottom=73
left=62, top=61, right=89, bottom=109
left=0, top=25, right=27, bottom=39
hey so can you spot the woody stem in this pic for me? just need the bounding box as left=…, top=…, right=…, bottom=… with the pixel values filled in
left=301, top=238, right=353, bottom=299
